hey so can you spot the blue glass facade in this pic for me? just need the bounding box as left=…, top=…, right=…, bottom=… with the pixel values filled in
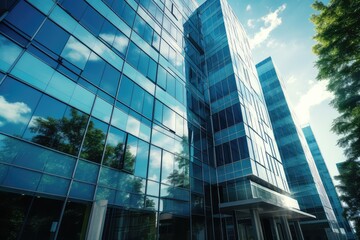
left=257, top=57, right=342, bottom=239
left=303, top=126, right=356, bottom=240
left=0, top=0, right=309, bottom=239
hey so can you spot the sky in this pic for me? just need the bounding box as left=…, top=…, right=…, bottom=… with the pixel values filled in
left=197, top=0, right=343, bottom=181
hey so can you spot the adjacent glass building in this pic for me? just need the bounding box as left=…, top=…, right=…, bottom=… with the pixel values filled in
left=303, top=126, right=356, bottom=240
left=0, top=0, right=310, bottom=239
left=256, top=57, right=343, bottom=240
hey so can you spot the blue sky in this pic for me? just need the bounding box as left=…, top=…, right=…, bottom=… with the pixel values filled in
left=197, top=0, right=343, bottom=180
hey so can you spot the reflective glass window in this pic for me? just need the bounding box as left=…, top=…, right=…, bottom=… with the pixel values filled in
left=134, top=140, right=149, bottom=178
left=118, top=75, right=133, bottom=106
left=69, top=181, right=95, bottom=200
left=100, top=64, right=121, bottom=96
left=111, top=106, right=128, bottom=130
left=2, top=167, right=41, bottom=191
left=0, top=35, right=22, bottom=72
left=103, top=126, right=126, bottom=169
left=34, top=19, right=70, bottom=55
left=21, top=197, right=63, bottom=239
left=61, top=36, right=90, bottom=70
left=99, top=20, right=116, bottom=45
left=82, top=52, right=106, bottom=86
left=60, top=0, right=88, bottom=21
left=23, top=94, right=66, bottom=142
left=104, top=0, right=135, bottom=27
left=37, top=174, right=70, bottom=196
left=57, top=202, right=91, bottom=240
left=74, top=160, right=99, bottom=183
left=11, top=51, right=54, bottom=91
left=80, top=117, right=108, bottom=163
left=123, top=135, right=138, bottom=172
left=127, top=42, right=157, bottom=82
left=113, top=30, right=129, bottom=57
left=157, top=65, right=167, bottom=89
left=161, top=150, right=174, bottom=184
left=5, top=1, right=45, bottom=37
left=80, top=6, right=104, bottom=36
left=92, top=97, right=113, bottom=123
left=142, top=92, right=154, bottom=119
left=148, top=146, right=161, bottom=181
left=0, top=77, right=42, bottom=137
left=163, top=105, right=175, bottom=131
left=131, top=84, right=145, bottom=113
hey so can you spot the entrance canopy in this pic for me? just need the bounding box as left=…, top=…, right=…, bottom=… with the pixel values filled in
left=219, top=198, right=315, bottom=220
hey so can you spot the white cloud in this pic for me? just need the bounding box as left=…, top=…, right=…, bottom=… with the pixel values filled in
left=287, top=75, right=297, bottom=84
left=295, top=81, right=333, bottom=124
left=28, top=116, right=46, bottom=128
left=0, top=96, right=31, bottom=125
left=308, top=79, right=315, bottom=85
left=247, top=19, right=255, bottom=29
left=249, top=4, right=286, bottom=49
left=246, top=4, right=251, bottom=11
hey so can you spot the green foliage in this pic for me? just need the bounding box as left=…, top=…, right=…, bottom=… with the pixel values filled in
left=312, top=0, right=360, bottom=236
left=335, top=161, right=360, bottom=235
left=30, top=109, right=88, bottom=156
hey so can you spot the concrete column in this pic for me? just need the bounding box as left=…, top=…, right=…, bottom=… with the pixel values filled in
left=86, top=200, right=108, bottom=240
left=250, top=209, right=264, bottom=240
left=270, top=217, right=281, bottom=240
left=280, top=216, right=293, bottom=240
left=294, top=221, right=304, bottom=240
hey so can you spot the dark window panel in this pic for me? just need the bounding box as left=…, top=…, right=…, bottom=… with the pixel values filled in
left=5, top=1, right=45, bottom=37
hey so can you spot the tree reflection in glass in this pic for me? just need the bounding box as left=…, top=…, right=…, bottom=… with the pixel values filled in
left=28, top=108, right=88, bottom=156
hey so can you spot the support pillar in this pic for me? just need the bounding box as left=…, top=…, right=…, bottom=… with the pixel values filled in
left=250, top=209, right=264, bottom=240
left=86, top=200, right=108, bottom=240
left=270, top=217, right=281, bottom=240
left=280, top=216, right=293, bottom=240
left=294, top=221, right=304, bottom=240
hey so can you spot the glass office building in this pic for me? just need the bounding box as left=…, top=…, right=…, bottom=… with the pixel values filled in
left=0, top=0, right=309, bottom=239
left=257, top=57, right=342, bottom=240
left=303, top=126, right=356, bottom=240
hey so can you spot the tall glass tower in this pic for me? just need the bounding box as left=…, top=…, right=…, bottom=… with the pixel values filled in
left=303, top=126, right=356, bottom=240
left=257, top=57, right=342, bottom=240
left=0, top=0, right=309, bottom=239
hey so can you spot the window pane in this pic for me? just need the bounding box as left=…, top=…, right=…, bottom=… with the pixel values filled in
left=23, top=94, right=67, bottom=144
left=92, top=97, right=113, bottom=123
left=34, top=20, right=69, bottom=54
left=74, top=160, right=99, bottom=183
left=113, top=31, right=129, bottom=57
left=21, top=197, right=63, bottom=239
left=117, top=76, right=133, bottom=106
left=123, top=135, right=137, bottom=172
left=81, top=6, right=104, bottom=35
left=142, top=92, right=154, bottom=119
left=148, top=146, right=161, bottom=181
left=134, top=140, right=149, bottom=178
left=103, top=126, right=126, bottom=169
left=0, top=77, right=42, bottom=137
left=0, top=35, right=22, bottom=72
left=57, top=202, right=91, bottom=240
left=5, top=1, right=45, bottom=37
left=100, top=64, right=121, bottom=96
left=80, top=117, right=108, bottom=163
left=61, top=36, right=90, bottom=70
left=161, top=151, right=174, bottom=184
left=82, top=52, right=106, bottom=86
left=130, top=85, right=144, bottom=112
left=60, top=0, right=88, bottom=21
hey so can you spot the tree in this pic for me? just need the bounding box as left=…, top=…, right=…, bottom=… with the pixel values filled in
left=335, top=161, right=360, bottom=235
left=311, top=0, right=360, bottom=236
